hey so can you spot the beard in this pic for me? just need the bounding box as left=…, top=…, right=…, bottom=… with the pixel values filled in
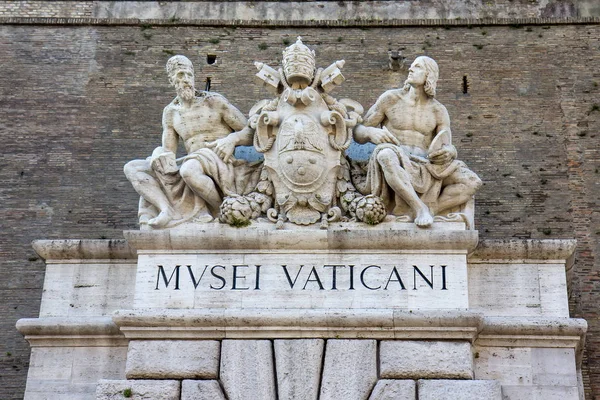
left=176, top=83, right=195, bottom=102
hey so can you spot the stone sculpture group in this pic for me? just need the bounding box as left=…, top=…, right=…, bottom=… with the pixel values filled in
left=125, top=37, right=482, bottom=230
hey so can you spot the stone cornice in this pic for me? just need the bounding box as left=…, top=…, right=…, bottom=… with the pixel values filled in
left=123, top=224, right=479, bottom=252
left=32, top=235, right=578, bottom=263
left=32, top=239, right=136, bottom=262
left=468, top=239, right=577, bottom=263
left=1, top=16, right=599, bottom=27
left=16, top=317, right=128, bottom=347
left=16, top=311, right=586, bottom=352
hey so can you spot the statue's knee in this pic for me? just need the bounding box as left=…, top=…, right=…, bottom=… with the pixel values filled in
left=124, top=160, right=142, bottom=180
left=180, top=160, right=202, bottom=182
left=376, top=148, right=396, bottom=166
left=463, top=172, right=483, bottom=195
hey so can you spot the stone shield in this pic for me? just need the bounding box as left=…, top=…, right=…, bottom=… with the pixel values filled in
left=277, top=114, right=328, bottom=192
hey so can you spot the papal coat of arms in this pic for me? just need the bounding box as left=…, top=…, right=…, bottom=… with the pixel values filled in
left=218, top=37, right=386, bottom=228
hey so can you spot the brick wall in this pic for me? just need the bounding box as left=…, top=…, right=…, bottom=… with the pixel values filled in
left=0, top=21, right=599, bottom=399
left=0, top=1, right=93, bottom=18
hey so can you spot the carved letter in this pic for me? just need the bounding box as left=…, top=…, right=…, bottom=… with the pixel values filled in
left=232, top=265, right=250, bottom=290
left=360, top=265, right=382, bottom=290
left=282, top=265, right=304, bottom=288
left=413, top=265, right=435, bottom=290
left=384, top=267, right=407, bottom=290
left=210, top=265, right=227, bottom=290
left=324, top=265, right=345, bottom=290
left=441, top=265, right=448, bottom=290
left=187, top=265, right=209, bottom=289
left=255, top=265, right=262, bottom=290
left=155, top=265, right=180, bottom=290
left=303, top=267, right=325, bottom=290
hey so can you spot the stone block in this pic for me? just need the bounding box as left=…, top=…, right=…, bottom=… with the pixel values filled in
left=500, top=385, right=579, bottom=400
left=25, top=346, right=127, bottom=399
left=320, top=339, right=378, bottom=400
left=125, top=340, right=219, bottom=379
left=380, top=340, right=473, bottom=379
left=96, top=380, right=180, bottom=400
left=418, top=379, right=501, bottom=400
left=274, top=339, right=324, bottom=400
left=531, top=348, right=578, bottom=386
left=473, top=347, right=533, bottom=384
left=369, top=380, right=416, bottom=400
left=181, top=380, right=226, bottom=400
left=220, top=340, right=276, bottom=400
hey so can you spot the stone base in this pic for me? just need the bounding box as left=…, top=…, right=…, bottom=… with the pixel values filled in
left=16, top=234, right=584, bottom=400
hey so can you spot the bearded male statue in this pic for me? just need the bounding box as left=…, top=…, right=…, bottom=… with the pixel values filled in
left=124, top=55, right=259, bottom=228
left=353, top=56, right=482, bottom=227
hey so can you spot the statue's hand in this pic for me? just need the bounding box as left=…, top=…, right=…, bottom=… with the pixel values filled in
left=368, top=126, right=401, bottom=145
left=428, top=145, right=457, bottom=165
left=207, top=136, right=236, bottom=163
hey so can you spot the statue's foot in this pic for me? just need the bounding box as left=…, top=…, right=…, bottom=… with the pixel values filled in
left=414, top=208, right=434, bottom=228
left=192, top=213, right=214, bottom=223
left=148, top=210, right=174, bottom=228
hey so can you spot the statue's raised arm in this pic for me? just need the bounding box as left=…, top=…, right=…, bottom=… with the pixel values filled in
left=352, top=56, right=482, bottom=228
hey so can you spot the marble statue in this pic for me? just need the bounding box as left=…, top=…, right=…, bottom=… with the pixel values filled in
left=124, top=46, right=481, bottom=230
left=218, top=37, right=385, bottom=229
left=353, top=56, right=482, bottom=227
left=124, top=55, right=260, bottom=228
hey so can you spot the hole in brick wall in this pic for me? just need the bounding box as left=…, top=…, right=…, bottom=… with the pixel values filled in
left=463, top=75, right=469, bottom=94
left=207, top=54, right=217, bottom=65
left=205, top=77, right=212, bottom=91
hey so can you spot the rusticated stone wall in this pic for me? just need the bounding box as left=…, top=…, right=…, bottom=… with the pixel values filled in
left=0, top=18, right=599, bottom=400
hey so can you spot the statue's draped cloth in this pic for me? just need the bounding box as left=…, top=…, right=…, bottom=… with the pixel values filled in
left=139, top=148, right=261, bottom=226
left=355, top=143, right=461, bottom=211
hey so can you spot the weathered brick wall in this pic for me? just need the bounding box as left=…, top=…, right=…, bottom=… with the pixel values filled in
left=0, top=1, right=93, bottom=18
left=0, top=21, right=599, bottom=399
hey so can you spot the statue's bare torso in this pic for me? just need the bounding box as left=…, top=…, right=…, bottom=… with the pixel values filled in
left=367, top=89, right=450, bottom=157
left=164, top=94, right=235, bottom=154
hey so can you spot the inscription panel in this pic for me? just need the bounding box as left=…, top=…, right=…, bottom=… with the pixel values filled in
left=134, top=251, right=468, bottom=309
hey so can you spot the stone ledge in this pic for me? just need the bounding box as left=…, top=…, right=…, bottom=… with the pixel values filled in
left=468, top=239, right=576, bottom=263
left=476, top=316, right=586, bottom=351
left=16, top=317, right=127, bottom=347
left=113, top=309, right=482, bottom=340
left=32, top=239, right=136, bottom=262
left=1, top=16, right=600, bottom=27
left=110, top=309, right=586, bottom=346
left=17, top=313, right=586, bottom=349
left=124, top=223, right=479, bottom=252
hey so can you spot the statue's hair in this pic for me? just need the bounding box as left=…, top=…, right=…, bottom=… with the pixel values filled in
left=166, top=55, right=194, bottom=79
left=403, top=56, right=439, bottom=97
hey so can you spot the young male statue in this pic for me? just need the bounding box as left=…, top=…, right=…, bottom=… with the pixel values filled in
left=353, top=56, right=482, bottom=227
left=124, top=55, right=258, bottom=228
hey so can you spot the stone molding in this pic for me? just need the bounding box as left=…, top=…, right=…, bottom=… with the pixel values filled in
left=16, top=316, right=127, bottom=347
left=32, top=239, right=136, bottom=262
left=17, top=311, right=585, bottom=349
left=109, top=309, right=585, bottom=346
left=468, top=239, right=577, bottom=263
left=32, top=236, right=576, bottom=261
left=1, top=16, right=600, bottom=27
left=123, top=224, right=479, bottom=252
